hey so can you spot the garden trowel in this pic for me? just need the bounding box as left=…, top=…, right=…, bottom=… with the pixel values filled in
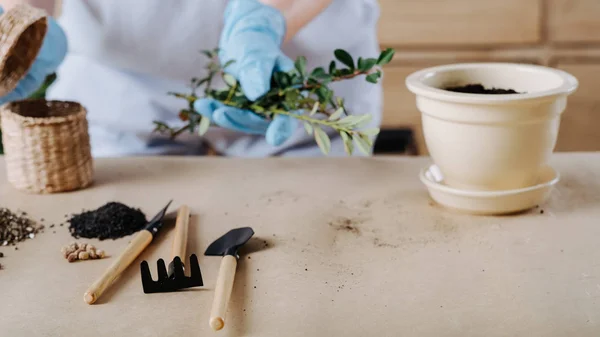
left=204, top=227, right=254, bottom=331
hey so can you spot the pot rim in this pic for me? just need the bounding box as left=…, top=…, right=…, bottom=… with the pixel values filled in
left=405, top=62, right=579, bottom=104
left=0, top=99, right=87, bottom=126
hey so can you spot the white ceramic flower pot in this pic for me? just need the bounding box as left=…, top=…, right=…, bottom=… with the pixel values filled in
left=406, top=63, right=578, bottom=191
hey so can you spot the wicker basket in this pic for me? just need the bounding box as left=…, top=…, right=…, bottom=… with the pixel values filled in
left=0, top=100, right=93, bottom=193
left=0, top=4, right=48, bottom=96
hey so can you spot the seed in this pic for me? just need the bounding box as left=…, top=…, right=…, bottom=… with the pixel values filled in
left=78, top=251, right=90, bottom=260
left=0, top=252, right=4, bottom=257
left=67, top=252, right=78, bottom=262
left=96, top=250, right=105, bottom=258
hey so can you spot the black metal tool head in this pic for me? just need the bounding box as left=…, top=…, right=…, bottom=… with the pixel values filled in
left=140, top=254, right=204, bottom=293
left=143, top=200, right=173, bottom=237
left=204, top=227, right=255, bottom=258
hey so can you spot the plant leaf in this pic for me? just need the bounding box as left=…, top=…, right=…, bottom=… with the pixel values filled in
left=198, top=116, right=211, bottom=136
left=354, top=135, right=371, bottom=155
left=285, top=90, right=299, bottom=105
left=334, top=49, right=354, bottom=70
left=354, top=114, right=373, bottom=128
left=366, top=73, right=380, bottom=84
left=357, top=57, right=365, bottom=71
left=337, top=115, right=361, bottom=127
left=338, top=68, right=353, bottom=76
left=223, top=73, right=237, bottom=87
left=314, top=127, right=331, bottom=155
left=361, top=128, right=380, bottom=136
left=310, top=67, right=331, bottom=81
left=304, top=122, right=313, bottom=135
left=316, top=87, right=330, bottom=104
left=329, top=108, right=344, bottom=121
left=340, top=131, right=354, bottom=155
left=359, top=58, right=378, bottom=72
left=308, top=78, right=320, bottom=86
left=295, top=56, right=307, bottom=78
left=377, top=48, right=395, bottom=66
left=329, top=60, right=337, bottom=74
left=359, top=133, right=374, bottom=147
left=223, top=60, right=236, bottom=69
left=310, top=102, right=319, bottom=116
left=202, top=50, right=215, bottom=58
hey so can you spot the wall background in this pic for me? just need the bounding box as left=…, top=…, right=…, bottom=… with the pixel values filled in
left=378, top=0, right=600, bottom=155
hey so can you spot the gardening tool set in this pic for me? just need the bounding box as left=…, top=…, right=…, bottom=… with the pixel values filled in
left=83, top=201, right=255, bottom=331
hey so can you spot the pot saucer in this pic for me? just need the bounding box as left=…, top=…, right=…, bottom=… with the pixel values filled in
left=420, top=165, right=559, bottom=215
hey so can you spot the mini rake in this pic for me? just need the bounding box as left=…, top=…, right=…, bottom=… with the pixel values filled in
left=140, top=205, right=203, bottom=293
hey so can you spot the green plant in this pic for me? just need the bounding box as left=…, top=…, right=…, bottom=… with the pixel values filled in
left=28, top=73, right=57, bottom=100
left=154, top=48, right=395, bottom=155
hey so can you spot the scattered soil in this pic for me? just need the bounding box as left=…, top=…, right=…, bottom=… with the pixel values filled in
left=444, top=83, right=521, bottom=95
left=329, top=217, right=361, bottom=235
left=373, top=238, right=399, bottom=249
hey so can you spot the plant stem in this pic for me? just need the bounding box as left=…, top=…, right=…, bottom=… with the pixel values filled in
left=225, top=83, right=237, bottom=104
left=302, top=68, right=378, bottom=91
left=171, top=93, right=197, bottom=103
left=170, top=124, right=191, bottom=138
left=271, top=108, right=354, bottom=134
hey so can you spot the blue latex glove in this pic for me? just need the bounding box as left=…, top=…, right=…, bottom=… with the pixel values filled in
left=0, top=7, right=68, bottom=105
left=193, top=0, right=297, bottom=147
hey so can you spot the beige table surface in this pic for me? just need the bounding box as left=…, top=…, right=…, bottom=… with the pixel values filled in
left=1, top=153, right=599, bottom=337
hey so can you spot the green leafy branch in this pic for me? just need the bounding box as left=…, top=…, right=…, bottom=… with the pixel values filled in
left=154, top=48, right=395, bottom=155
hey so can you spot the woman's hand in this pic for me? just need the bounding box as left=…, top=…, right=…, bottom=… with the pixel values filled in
left=218, top=0, right=293, bottom=101
left=0, top=5, right=67, bottom=104
left=194, top=0, right=297, bottom=146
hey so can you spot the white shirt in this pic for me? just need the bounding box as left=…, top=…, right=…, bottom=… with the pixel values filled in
left=47, top=0, right=383, bottom=157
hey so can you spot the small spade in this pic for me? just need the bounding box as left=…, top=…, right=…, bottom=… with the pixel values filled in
left=204, top=227, right=254, bottom=331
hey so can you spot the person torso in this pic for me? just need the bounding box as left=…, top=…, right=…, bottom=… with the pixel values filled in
left=47, top=0, right=383, bottom=157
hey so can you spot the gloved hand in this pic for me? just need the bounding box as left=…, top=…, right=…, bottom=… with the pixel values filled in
left=0, top=7, right=68, bottom=105
left=193, top=0, right=297, bottom=146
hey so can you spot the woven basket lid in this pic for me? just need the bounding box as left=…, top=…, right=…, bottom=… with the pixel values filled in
left=0, top=4, right=48, bottom=97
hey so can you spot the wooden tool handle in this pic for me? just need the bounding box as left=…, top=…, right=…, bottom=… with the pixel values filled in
left=84, top=230, right=153, bottom=304
left=209, top=255, right=238, bottom=331
left=171, top=205, right=190, bottom=260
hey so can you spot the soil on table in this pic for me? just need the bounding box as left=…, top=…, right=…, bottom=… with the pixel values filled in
left=444, top=83, right=521, bottom=94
